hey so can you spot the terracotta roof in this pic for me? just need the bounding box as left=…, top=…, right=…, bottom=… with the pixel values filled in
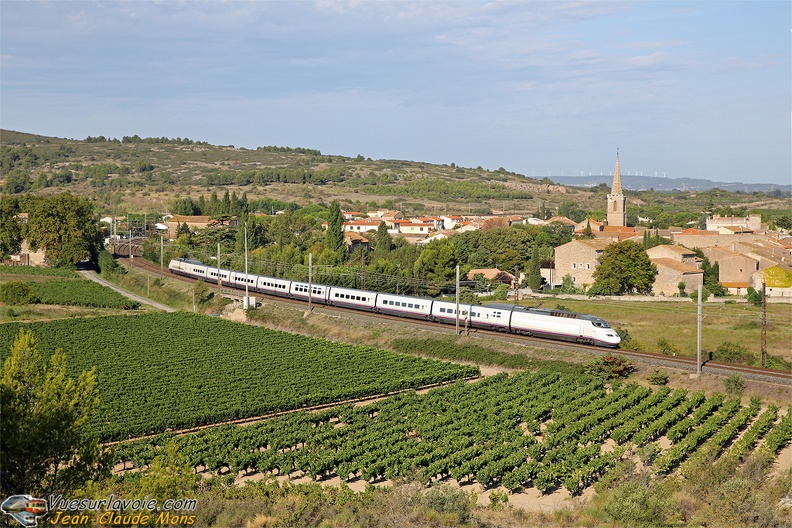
left=467, top=268, right=514, bottom=281
left=721, top=281, right=750, bottom=288
left=602, top=225, right=636, bottom=233
left=168, top=215, right=211, bottom=223
left=344, top=232, right=369, bottom=243
left=572, top=239, right=612, bottom=250
left=546, top=216, right=576, bottom=225
left=651, top=258, right=702, bottom=274
left=648, top=245, right=696, bottom=256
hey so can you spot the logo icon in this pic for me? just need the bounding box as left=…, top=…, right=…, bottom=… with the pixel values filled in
left=1, top=495, right=48, bottom=527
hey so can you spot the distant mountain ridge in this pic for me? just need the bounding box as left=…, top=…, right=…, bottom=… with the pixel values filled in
left=549, top=175, right=790, bottom=193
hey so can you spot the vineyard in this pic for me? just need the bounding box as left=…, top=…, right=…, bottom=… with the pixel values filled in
left=110, top=370, right=792, bottom=496
left=0, top=265, right=77, bottom=278
left=0, top=313, right=479, bottom=441
left=28, top=278, right=140, bottom=309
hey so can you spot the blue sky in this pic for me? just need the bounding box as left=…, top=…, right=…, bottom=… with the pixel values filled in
left=2, top=1, right=790, bottom=185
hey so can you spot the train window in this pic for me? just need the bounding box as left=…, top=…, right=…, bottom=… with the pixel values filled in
left=439, top=307, right=446, bottom=313
left=402, top=302, right=407, bottom=307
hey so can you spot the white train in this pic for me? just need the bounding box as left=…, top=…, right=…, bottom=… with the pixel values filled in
left=169, top=258, right=621, bottom=347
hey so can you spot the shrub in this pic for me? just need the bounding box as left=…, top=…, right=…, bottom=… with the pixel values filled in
left=689, top=287, right=710, bottom=302
left=746, top=287, right=763, bottom=306
left=421, top=484, right=472, bottom=522
left=712, top=341, right=755, bottom=366
left=0, top=282, right=38, bottom=305
left=585, top=355, right=636, bottom=380
left=724, top=375, right=745, bottom=396
left=657, top=338, right=681, bottom=356
left=648, top=369, right=669, bottom=386
left=97, top=250, right=122, bottom=275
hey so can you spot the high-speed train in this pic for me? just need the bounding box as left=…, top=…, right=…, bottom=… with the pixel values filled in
left=169, top=258, right=621, bottom=347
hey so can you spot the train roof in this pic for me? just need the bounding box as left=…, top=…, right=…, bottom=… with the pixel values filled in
left=176, top=258, right=205, bottom=266
left=486, top=303, right=606, bottom=322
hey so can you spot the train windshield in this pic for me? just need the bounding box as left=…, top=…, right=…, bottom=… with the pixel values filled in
left=592, top=320, right=611, bottom=328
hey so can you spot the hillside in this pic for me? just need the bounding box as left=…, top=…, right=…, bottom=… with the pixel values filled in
left=550, top=174, right=791, bottom=193
left=1, top=130, right=789, bottom=219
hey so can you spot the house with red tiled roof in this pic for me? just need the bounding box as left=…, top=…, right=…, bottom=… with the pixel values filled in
left=574, top=218, right=604, bottom=234
left=467, top=268, right=516, bottom=287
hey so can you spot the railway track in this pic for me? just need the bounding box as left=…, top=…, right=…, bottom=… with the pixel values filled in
left=123, top=257, right=792, bottom=386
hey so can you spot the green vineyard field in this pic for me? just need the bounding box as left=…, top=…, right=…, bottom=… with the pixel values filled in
left=111, top=370, right=792, bottom=496
left=0, top=313, right=479, bottom=441
left=29, top=278, right=140, bottom=309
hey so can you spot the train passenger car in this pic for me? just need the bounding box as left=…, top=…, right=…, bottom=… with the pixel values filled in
left=431, top=301, right=511, bottom=331
left=430, top=300, right=471, bottom=325
left=468, top=304, right=512, bottom=331
left=228, top=271, right=256, bottom=290
left=327, top=286, right=378, bottom=311
left=377, top=293, right=433, bottom=320
left=289, top=281, right=330, bottom=304
left=255, top=275, right=292, bottom=297
left=206, top=266, right=231, bottom=286
left=168, top=258, right=209, bottom=279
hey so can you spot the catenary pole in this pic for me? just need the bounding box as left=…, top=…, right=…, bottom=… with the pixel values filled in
left=697, top=284, right=702, bottom=375
left=455, top=265, right=460, bottom=335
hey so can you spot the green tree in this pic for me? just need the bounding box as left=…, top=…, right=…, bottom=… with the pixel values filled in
left=325, top=201, right=345, bottom=256
left=526, top=244, right=543, bottom=290
left=25, top=193, right=102, bottom=266
left=0, top=195, right=23, bottom=258
left=413, top=238, right=458, bottom=282
left=374, top=221, right=392, bottom=255
left=1, top=328, right=102, bottom=496
left=693, top=249, right=726, bottom=296
left=3, top=169, right=32, bottom=194
left=579, top=219, right=594, bottom=239
left=591, top=240, right=657, bottom=295
left=558, top=274, right=580, bottom=294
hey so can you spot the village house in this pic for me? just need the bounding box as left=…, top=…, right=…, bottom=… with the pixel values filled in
left=706, top=214, right=762, bottom=233
left=467, top=268, right=516, bottom=288
left=701, top=247, right=759, bottom=295
left=553, top=238, right=612, bottom=290
left=646, top=245, right=700, bottom=267
left=344, top=232, right=369, bottom=252
left=751, top=265, right=792, bottom=298
left=650, top=258, right=703, bottom=297
left=166, top=215, right=211, bottom=239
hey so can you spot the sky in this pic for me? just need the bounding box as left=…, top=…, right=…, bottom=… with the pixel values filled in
left=1, top=1, right=790, bottom=186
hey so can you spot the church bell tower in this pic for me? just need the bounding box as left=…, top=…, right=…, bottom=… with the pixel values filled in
left=606, top=150, right=627, bottom=227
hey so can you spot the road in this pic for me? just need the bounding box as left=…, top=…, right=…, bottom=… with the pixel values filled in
left=77, top=269, right=177, bottom=313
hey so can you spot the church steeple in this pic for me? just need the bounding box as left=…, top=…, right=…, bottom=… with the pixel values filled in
left=606, top=150, right=626, bottom=227
left=612, top=149, right=623, bottom=194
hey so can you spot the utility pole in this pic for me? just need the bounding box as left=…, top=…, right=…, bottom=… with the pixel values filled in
left=160, top=235, right=164, bottom=275
left=308, top=252, right=313, bottom=312
left=696, top=284, right=702, bottom=375
left=455, top=265, right=460, bottom=335
left=513, top=265, right=519, bottom=306
left=361, top=247, right=366, bottom=290
left=217, top=243, right=221, bottom=293
left=244, top=221, right=249, bottom=309
left=761, top=282, right=767, bottom=368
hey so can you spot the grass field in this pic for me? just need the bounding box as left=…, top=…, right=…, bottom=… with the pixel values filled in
left=522, top=296, right=792, bottom=364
